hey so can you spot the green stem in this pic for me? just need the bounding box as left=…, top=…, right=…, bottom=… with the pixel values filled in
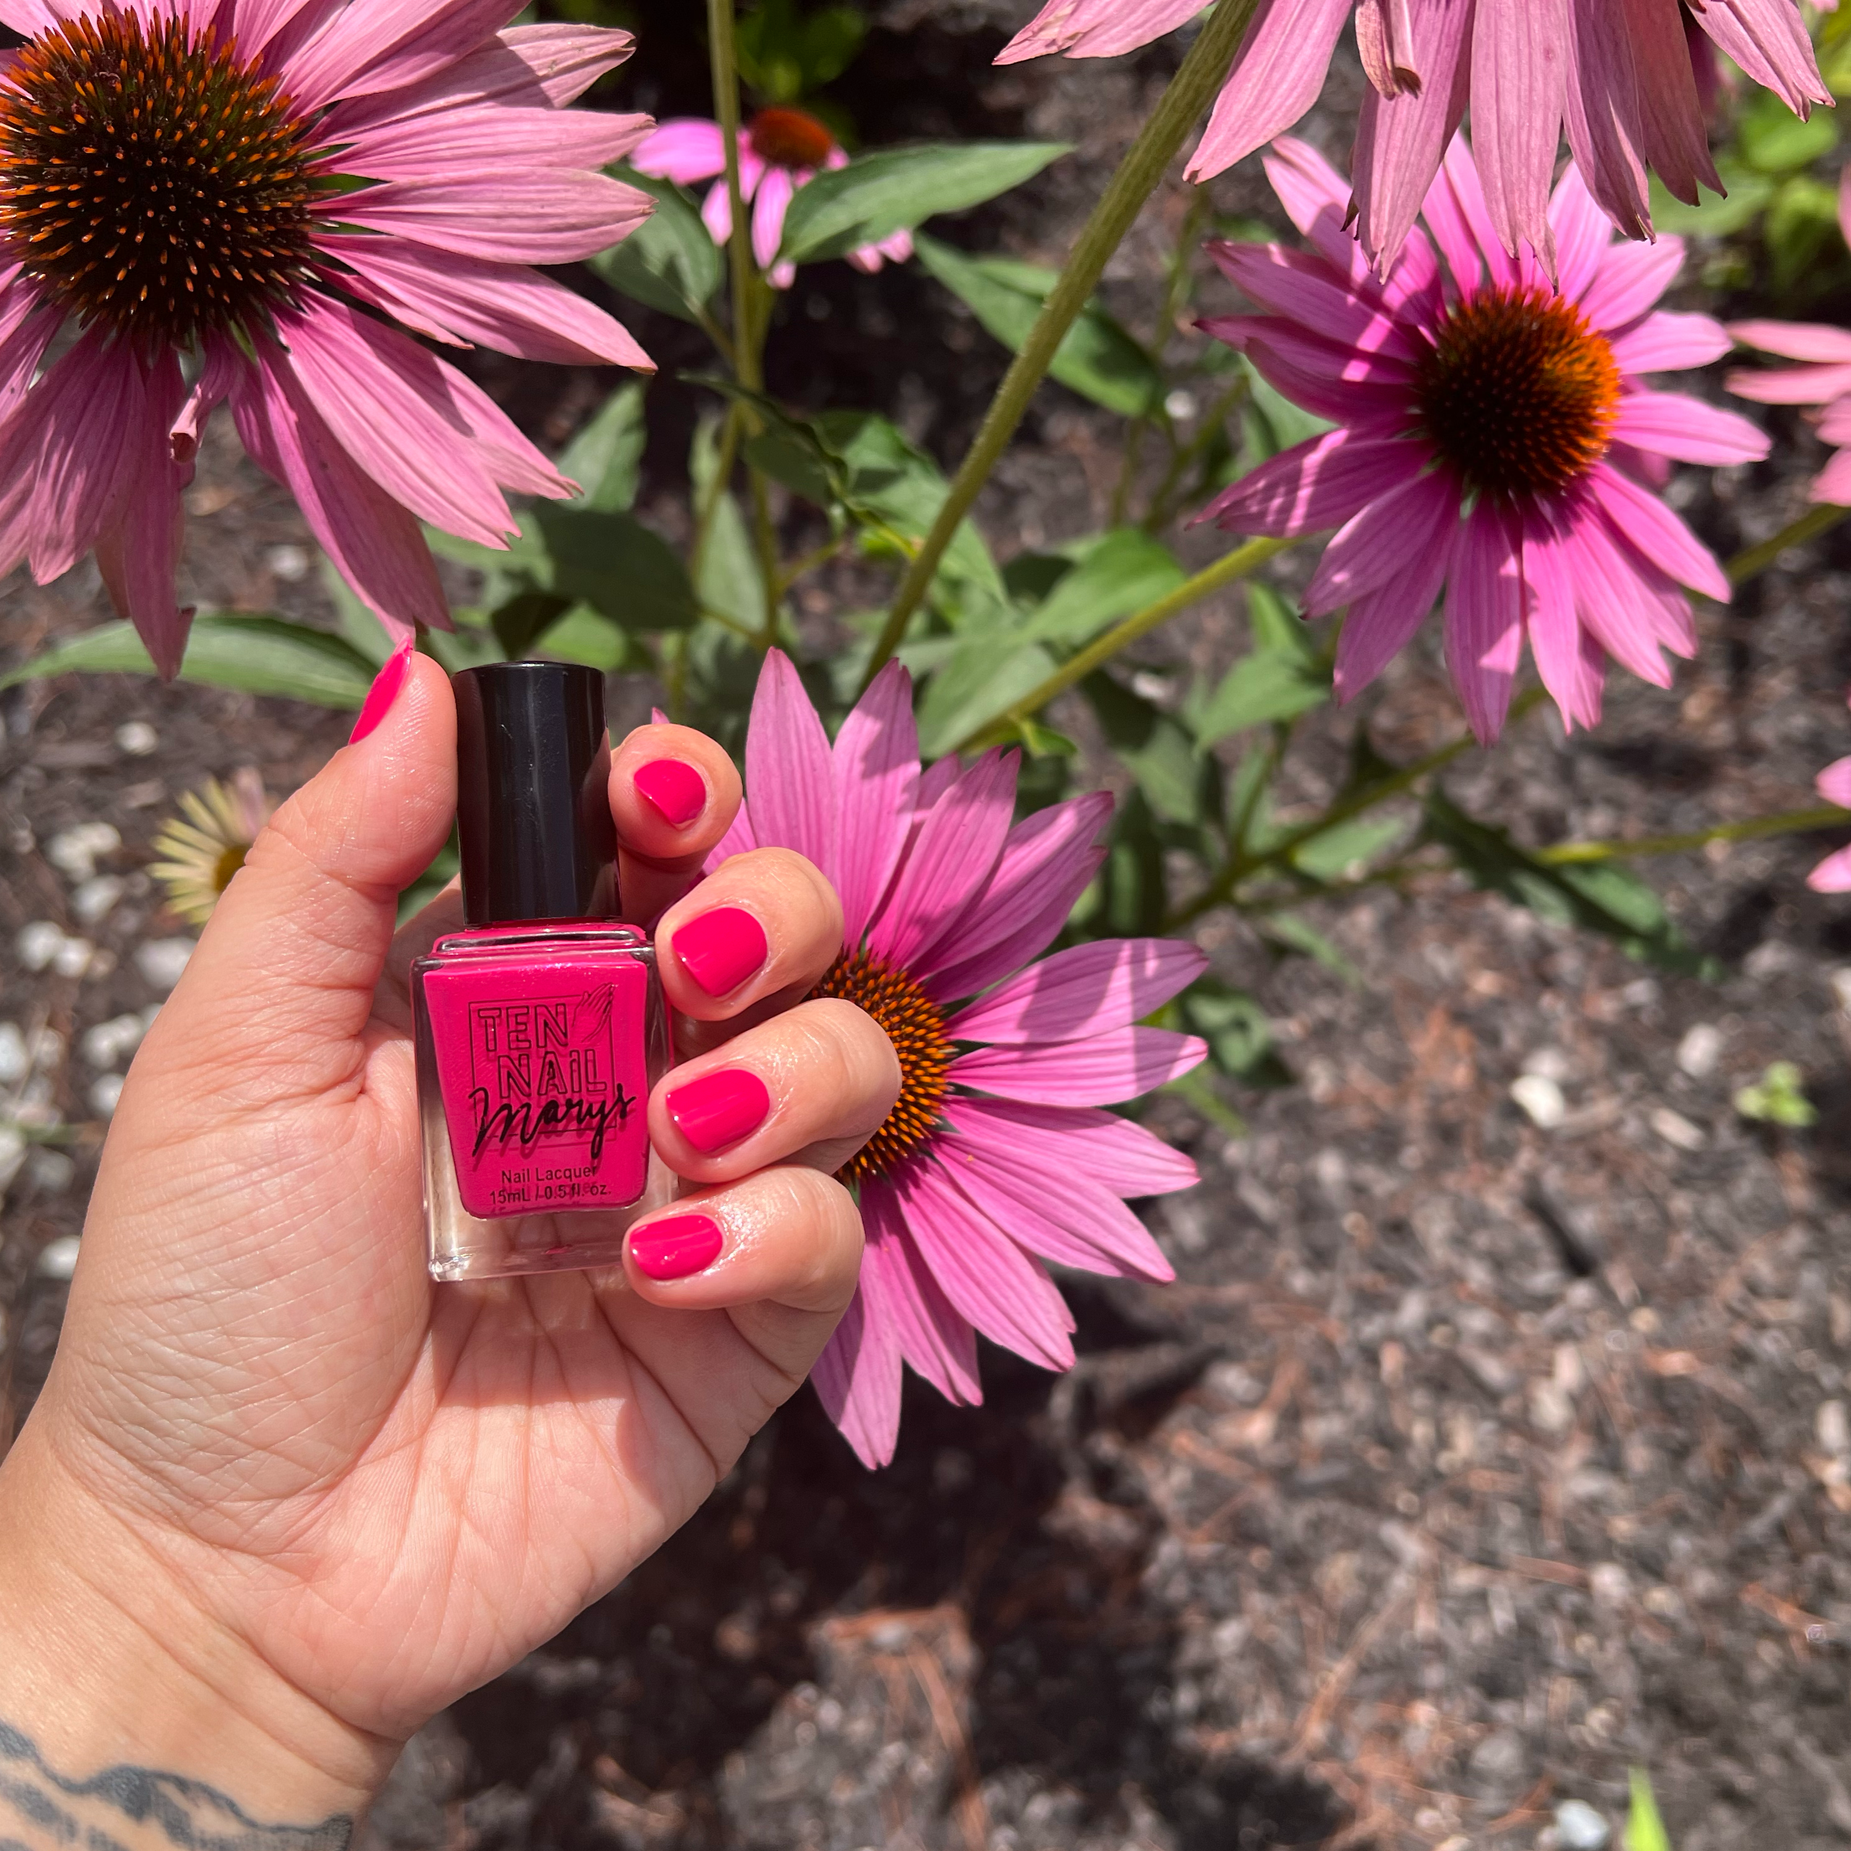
left=1725, top=502, right=1851, bottom=587
left=955, top=534, right=1291, bottom=752
left=860, top=0, right=1262, bottom=688
left=1534, top=803, right=1849, bottom=865
left=690, top=401, right=743, bottom=586
left=1142, top=371, right=1250, bottom=533
left=708, top=0, right=754, bottom=389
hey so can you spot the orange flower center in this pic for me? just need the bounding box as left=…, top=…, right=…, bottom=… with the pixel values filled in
left=747, top=105, right=836, bottom=172
left=809, top=949, right=954, bottom=1184
left=0, top=11, right=317, bottom=348
left=1416, top=285, right=1621, bottom=498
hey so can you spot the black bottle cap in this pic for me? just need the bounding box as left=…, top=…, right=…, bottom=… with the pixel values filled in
left=453, top=662, right=617, bottom=927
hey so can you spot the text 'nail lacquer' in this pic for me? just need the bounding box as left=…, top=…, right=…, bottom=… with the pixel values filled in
left=412, top=662, right=673, bottom=1280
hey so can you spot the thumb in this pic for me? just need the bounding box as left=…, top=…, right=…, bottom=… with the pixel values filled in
left=146, top=645, right=457, bottom=1105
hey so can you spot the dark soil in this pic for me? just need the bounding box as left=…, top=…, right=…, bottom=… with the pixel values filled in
left=5, top=6, right=1851, bottom=1849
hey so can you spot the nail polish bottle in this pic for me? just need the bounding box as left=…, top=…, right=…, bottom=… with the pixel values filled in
left=413, top=663, right=673, bottom=1281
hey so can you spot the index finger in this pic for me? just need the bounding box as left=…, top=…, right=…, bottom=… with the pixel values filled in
left=609, top=722, right=745, bottom=924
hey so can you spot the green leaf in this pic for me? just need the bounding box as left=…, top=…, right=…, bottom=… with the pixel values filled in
left=1192, top=650, right=1331, bottom=743
left=1737, top=88, right=1838, bottom=176
left=1084, top=672, right=1211, bottom=827
left=1424, top=791, right=1721, bottom=979
left=779, top=141, right=1069, bottom=264
left=530, top=505, right=700, bottom=632
left=691, top=414, right=763, bottom=633
left=0, top=613, right=377, bottom=708
left=1019, top=529, right=1184, bottom=647
left=1289, top=812, right=1407, bottom=882
left=1647, top=162, right=1775, bottom=238
left=912, top=232, right=1161, bottom=416
left=591, top=167, right=722, bottom=323
left=915, top=639, right=1057, bottom=759
left=1767, top=175, right=1842, bottom=291
left=559, top=381, right=647, bottom=513
left=1089, top=788, right=1168, bottom=936
left=533, top=605, right=634, bottom=672
left=736, top=0, right=865, bottom=99
left=1259, top=911, right=1361, bottom=987
left=689, top=374, right=853, bottom=514
left=1733, top=1060, right=1818, bottom=1129
left=1246, top=580, right=1317, bottom=664
left=318, top=557, right=395, bottom=667
left=1625, top=1769, right=1672, bottom=1851
left=1177, top=976, right=1292, bottom=1086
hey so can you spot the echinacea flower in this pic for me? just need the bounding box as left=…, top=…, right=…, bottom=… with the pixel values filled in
left=716, top=652, right=1208, bottom=1467
left=997, top=0, right=1827, bottom=269
left=0, top=1, right=656, bottom=673
left=149, top=768, right=274, bottom=924
left=632, top=107, right=911, bottom=289
left=1198, top=135, right=1769, bottom=742
left=1811, top=694, right=1851, bottom=893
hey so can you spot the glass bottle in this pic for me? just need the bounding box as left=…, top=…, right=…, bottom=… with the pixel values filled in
left=412, top=662, right=674, bottom=1281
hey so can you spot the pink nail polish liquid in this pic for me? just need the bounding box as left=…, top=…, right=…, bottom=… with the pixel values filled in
left=413, top=663, right=673, bottom=1281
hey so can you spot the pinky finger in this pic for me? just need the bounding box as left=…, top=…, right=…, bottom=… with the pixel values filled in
left=623, top=1167, right=865, bottom=1383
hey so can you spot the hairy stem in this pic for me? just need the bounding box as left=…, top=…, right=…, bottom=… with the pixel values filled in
left=861, top=0, right=1261, bottom=687
left=1534, top=803, right=1849, bottom=865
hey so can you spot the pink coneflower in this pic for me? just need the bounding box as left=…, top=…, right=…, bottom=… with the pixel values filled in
left=1197, top=135, right=1768, bottom=743
left=715, top=652, right=1207, bottom=1467
left=0, top=1, right=655, bottom=672
left=1812, top=695, right=1851, bottom=893
left=632, top=106, right=912, bottom=288
left=997, top=0, right=1827, bottom=269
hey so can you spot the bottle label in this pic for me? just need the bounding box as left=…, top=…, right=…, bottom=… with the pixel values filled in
left=423, top=954, right=650, bottom=1219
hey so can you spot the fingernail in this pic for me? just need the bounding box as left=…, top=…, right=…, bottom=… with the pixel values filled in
left=349, top=640, right=414, bottom=744
left=667, top=1068, right=771, bottom=1153
left=630, top=1212, right=724, bottom=1280
left=672, top=906, right=768, bottom=997
left=634, top=758, right=707, bottom=828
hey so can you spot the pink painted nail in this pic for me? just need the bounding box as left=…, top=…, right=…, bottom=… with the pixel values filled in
left=629, top=1212, right=724, bottom=1280
left=667, top=1068, right=771, bottom=1153
left=349, top=641, right=414, bottom=744
left=634, top=758, right=707, bottom=828
left=672, top=906, right=768, bottom=997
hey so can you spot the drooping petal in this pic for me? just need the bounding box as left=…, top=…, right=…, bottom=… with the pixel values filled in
left=1609, top=311, right=1732, bottom=375
left=895, top=1161, right=1077, bottom=1372
left=1611, top=391, right=1770, bottom=464
left=996, top=0, right=1207, bottom=61
left=630, top=118, right=731, bottom=184
left=832, top=660, right=921, bottom=948
left=1199, top=428, right=1427, bottom=537
left=1469, top=0, right=1568, bottom=266
left=944, top=1097, right=1201, bottom=1198
left=338, top=171, right=653, bottom=266
left=951, top=1028, right=1208, bottom=1106
left=1188, top=0, right=1356, bottom=180
left=1444, top=498, right=1525, bottom=743
left=744, top=650, right=836, bottom=880
left=1689, top=0, right=1828, bottom=114
left=947, top=939, right=1207, bottom=1045
left=860, top=1185, right=981, bottom=1407
left=810, top=1273, right=902, bottom=1469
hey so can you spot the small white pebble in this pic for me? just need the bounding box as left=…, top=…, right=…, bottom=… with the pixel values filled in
left=0, top=1022, right=27, bottom=1085
left=1831, top=968, right=1851, bottom=1018
left=1163, top=388, right=1197, bottom=422
left=1521, top=1045, right=1573, bottom=1083
left=265, top=542, right=310, bottom=581
left=45, top=822, right=120, bottom=884
left=17, top=921, right=66, bottom=972
left=1512, top=1073, right=1567, bottom=1128
left=134, top=937, right=196, bottom=993
left=24, top=1147, right=75, bottom=1196
left=114, top=720, right=159, bottom=756
left=1676, top=1022, right=1723, bottom=1079
left=35, top=1234, right=81, bottom=1281
left=27, top=1028, right=64, bottom=1074
left=88, top=1072, right=124, bottom=1119
left=50, top=936, right=95, bottom=978
left=1554, top=1799, right=1611, bottom=1850
left=80, top=1013, right=148, bottom=1070
left=1649, top=1106, right=1706, bottom=1152
left=1589, top=1561, right=1631, bottom=1608
left=70, top=874, right=124, bottom=926
left=1817, top=1400, right=1850, bottom=1459
left=0, top=1125, right=26, bottom=1193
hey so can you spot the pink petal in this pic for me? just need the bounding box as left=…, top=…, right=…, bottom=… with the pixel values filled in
left=1560, top=506, right=1684, bottom=683
left=706, top=800, right=757, bottom=873
left=0, top=276, right=59, bottom=425
left=947, top=938, right=1208, bottom=1045
left=1201, top=317, right=1416, bottom=425
left=1729, top=319, right=1851, bottom=364
left=1811, top=447, right=1851, bottom=504
left=1588, top=459, right=1729, bottom=598
left=1810, top=843, right=1851, bottom=893
left=861, top=1185, right=981, bottom=1407
left=334, top=103, right=649, bottom=179
left=1470, top=0, right=1568, bottom=265
left=1352, top=0, right=1475, bottom=274
left=339, top=171, right=653, bottom=266
left=1199, top=428, right=1427, bottom=538
left=1609, top=311, right=1732, bottom=375
left=951, top=1028, right=1208, bottom=1106
left=944, top=1097, right=1200, bottom=1198
left=1262, top=136, right=1373, bottom=284
left=752, top=164, right=798, bottom=272
left=1691, top=0, right=1828, bottom=113
left=870, top=749, right=1019, bottom=971
left=895, top=1161, right=1076, bottom=1371
left=1521, top=508, right=1604, bottom=732
left=318, top=236, right=652, bottom=370
left=1306, top=468, right=1460, bottom=615
left=1611, top=390, right=1769, bottom=465
left=810, top=1277, right=902, bottom=1468
left=1816, top=754, right=1851, bottom=809
left=1188, top=0, right=1354, bottom=180
left=744, top=650, right=837, bottom=880
left=92, top=353, right=193, bottom=681
left=227, top=0, right=330, bottom=58
left=284, top=0, right=521, bottom=112
left=631, top=118, right=731, bottom=185
left=228, top=341, right=448, bottom=641
left=1560, top=0, right=1651, bottom=239
left=1206, top=241, right=1419, bottom=362
left=832, top=660, right=921, bottom=948
left=1577, top=234, right=1686, bottom=335
left=1331, top=517, right=1455, bottom=703
left=936, top=1141, right=1175, bottom=1284
left=996, top=0, right=1206, bottom=60
left=1443, top=498, right=1525, bottom=743
left=1611, top=0, right=1721, bottom=208
left=1726, top=362, right=1851, bottom=407
left=919, top=791, right=1113, bottom=1001
left=1548, top=161, right=1615, bottom=304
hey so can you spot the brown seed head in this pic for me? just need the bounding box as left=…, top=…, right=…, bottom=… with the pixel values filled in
left=747, top=105, right=836, bottom=172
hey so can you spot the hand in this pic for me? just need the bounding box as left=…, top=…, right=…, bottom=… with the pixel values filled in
left=0, top=655, right=896, bottom=1831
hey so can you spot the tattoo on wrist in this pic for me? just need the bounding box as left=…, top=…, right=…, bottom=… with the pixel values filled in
left=0, top=1720, right=352, bottom=1851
